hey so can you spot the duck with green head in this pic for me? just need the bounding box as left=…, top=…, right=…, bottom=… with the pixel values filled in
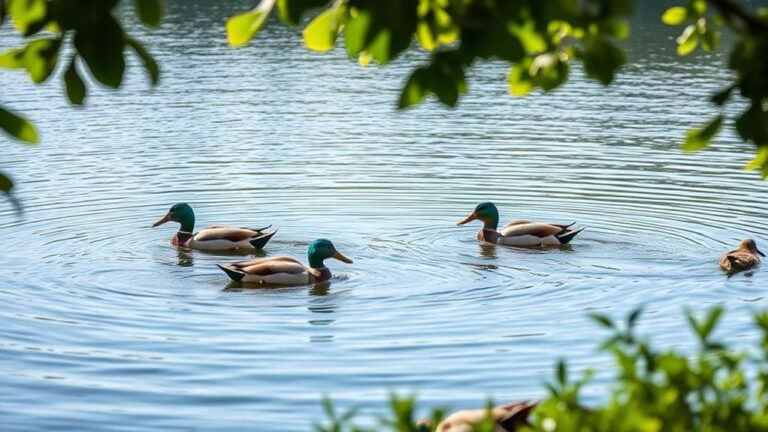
left=152, top=203, right=276, bottom=250
left=457, top=202, right=585, bottom=246
left=217, top=239, right=353, bottom=285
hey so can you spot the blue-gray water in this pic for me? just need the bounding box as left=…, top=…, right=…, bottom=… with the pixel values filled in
left=2, top=2, right=768, bottom=431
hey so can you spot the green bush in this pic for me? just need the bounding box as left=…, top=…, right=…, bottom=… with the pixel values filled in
left=316, top=307, right=768, bottom=432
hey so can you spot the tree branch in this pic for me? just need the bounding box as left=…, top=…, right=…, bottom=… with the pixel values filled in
left=709, top=0, right=768, bottom=34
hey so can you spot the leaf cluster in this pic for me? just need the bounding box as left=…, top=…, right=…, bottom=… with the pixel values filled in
left=0, top=0, right=162, bottom=201
left=663, top=1, right=768, bottom=176
left=227, top=0, right=634, bottom=109
left=534, top=307, right=768, bottom=431
left=316, top=307, right=768, bottom=432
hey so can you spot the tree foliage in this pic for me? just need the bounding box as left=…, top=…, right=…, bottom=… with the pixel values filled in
left=314, top=307, right=768, bottom=432
left=0, top=0, right=162, bottom=204
left=2, top=0, right=768, bottom=206
left=227, top=0, right=768, bottom=173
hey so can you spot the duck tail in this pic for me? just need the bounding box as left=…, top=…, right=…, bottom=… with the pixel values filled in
left=499, top=401, right=538, bottom=431
left=249, top=230, right=277, bottom=249
left=556, top=226, right=585, bottom=244
left=555, top=222, right=576, bottom=234
left=217, top=264, right=245, bottom=282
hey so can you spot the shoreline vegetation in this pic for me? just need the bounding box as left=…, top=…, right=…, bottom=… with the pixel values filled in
left=315, top=307, right=768, bottom=431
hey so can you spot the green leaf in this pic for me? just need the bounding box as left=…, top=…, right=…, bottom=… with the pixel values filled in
left=0, top=170, right=21, bottom=212
left=530, top=54, right=568, bottom=91
left=701, top=27, right=720, bottom=52
left=676, top=25, right=699, bottom=56
left=398, top=67, right=429, bottom=109
left=600, top=19, right=630, bottom=39
left=736, top=103, right=768, bottom=145
left=126, top=37, right=159, bottom=85
left=8, top=0, right=46, bottom=35
left=711, top=85, right=734, bottom=106
left=303, top=8, right=341, bottom=52
left=0, top=37, right=61, bottom=83
left=431, top=71, right=459, bottom=106
left=683, top=115, right=723, bottom=152
left=24, top=37, right=60, bottom=83
left=0, top=46, right=26, bottom=69
left=321, top=395, right=335, bottom=420
left=276, top=0, right=327, bottom=26
left=746, top=146, right=768, bottom=175
left=582, top=37, right=625, bottom=85
left=226, top=0, right=275, bottom=47
left=509, top=59, right=534, bottom=96
left=135, top=0, right=163, bottom=28
left=689, top=306, right=723, bottom=342
left=591, top=313, right=614, bottom=329
left=0, top=107, right=38, bottom=143
left=74, top=15, right=125, bottom=88
left=557, top=359, right=567, bottom=385
left=692, top=0, right=707, bottom=15
left=661, top=7, right=688, bottom=25
left=344, top=9, right=371, bottom=57
left=367, top=28, right=392, bottom=64
left=0, top=172, right=13, bottom=193
left=64, top=57, right=86, bottom=105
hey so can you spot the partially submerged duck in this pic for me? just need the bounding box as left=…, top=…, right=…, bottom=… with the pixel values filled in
left=720, top=239, right=764, bottom=274
left=419, top=401, right=537, bottom=432
left=152, top=203, right=276, bottom=250
left=457, top=202, right=584, bottom=247
left=217, top=238, right=352, bottom=285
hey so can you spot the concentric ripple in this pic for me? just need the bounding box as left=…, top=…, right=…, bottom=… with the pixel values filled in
left=1, top=7, right=768, bottom=431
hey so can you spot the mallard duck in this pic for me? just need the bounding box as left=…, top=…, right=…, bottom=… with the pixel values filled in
left=457, top=202, right=584, bottom=246
left=720, top=239, right=764, bottom=273
left=152, top=203, right=276, bottom=250
left=418, top=401, right=537, bottom=432
left=217, top=238, right=352, bottom=285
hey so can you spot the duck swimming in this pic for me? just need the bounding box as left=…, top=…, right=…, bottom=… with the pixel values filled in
left=152, top=203, right=276, bottom=250
left=418, top=401, right=537, bottom=432
left=457, top=202, right=584, bottom=246
left=217, top=239, right=352, bottom=285
left=720, top=239, right=764, bottom=274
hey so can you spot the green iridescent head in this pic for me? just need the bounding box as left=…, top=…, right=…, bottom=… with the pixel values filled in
left=153, top=203, right=196, bottom=232
left=308, top=239, right=353, bottom=269
left=457, top=202, right=500, bottom=230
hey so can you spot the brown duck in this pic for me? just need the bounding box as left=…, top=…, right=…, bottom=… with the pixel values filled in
left=720, top=239, right=764, bottom=273
left=418, top=401, right=537, bottom=432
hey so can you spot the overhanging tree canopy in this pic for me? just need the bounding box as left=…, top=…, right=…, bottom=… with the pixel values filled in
left=1, top=0, right=767, bottom=206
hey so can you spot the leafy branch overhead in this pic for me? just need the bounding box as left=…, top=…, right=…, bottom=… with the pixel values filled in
left=227, top=0, right=768, bottom=174
left=228, top=0, right=633, bottom=107
left=0, top=0, right=162, bottom=199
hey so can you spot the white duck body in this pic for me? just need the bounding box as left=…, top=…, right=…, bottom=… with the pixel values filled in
left=187, top=226, right=274, bottom=250
left=496, top=222, right=565, bottom=246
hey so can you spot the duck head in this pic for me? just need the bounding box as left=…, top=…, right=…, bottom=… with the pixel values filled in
left=308, top=239, right=353, bottom=269
left=153, top=203, right=196, bottom=232
left=740, top=239, right=765, bottom=256
left=457, top=202, right=500, bottom=230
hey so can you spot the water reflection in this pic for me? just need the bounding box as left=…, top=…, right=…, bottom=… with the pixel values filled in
left=176, top=249, right=194, bottom=267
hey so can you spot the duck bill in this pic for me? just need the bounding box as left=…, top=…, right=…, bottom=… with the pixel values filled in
left=758, top=249, right=766, bottom=257
left=333, top=250, right=353, bottom=264
left=457, top=211, right=478, bottom=226
left=152, top=213, right=171, bottom=227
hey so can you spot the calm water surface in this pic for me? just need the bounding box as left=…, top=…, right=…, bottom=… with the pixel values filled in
left=2, top=2, right=768, bottom=430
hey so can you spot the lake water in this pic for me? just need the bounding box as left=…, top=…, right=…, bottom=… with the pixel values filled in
left=2, top=2, right=768, bottom=430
